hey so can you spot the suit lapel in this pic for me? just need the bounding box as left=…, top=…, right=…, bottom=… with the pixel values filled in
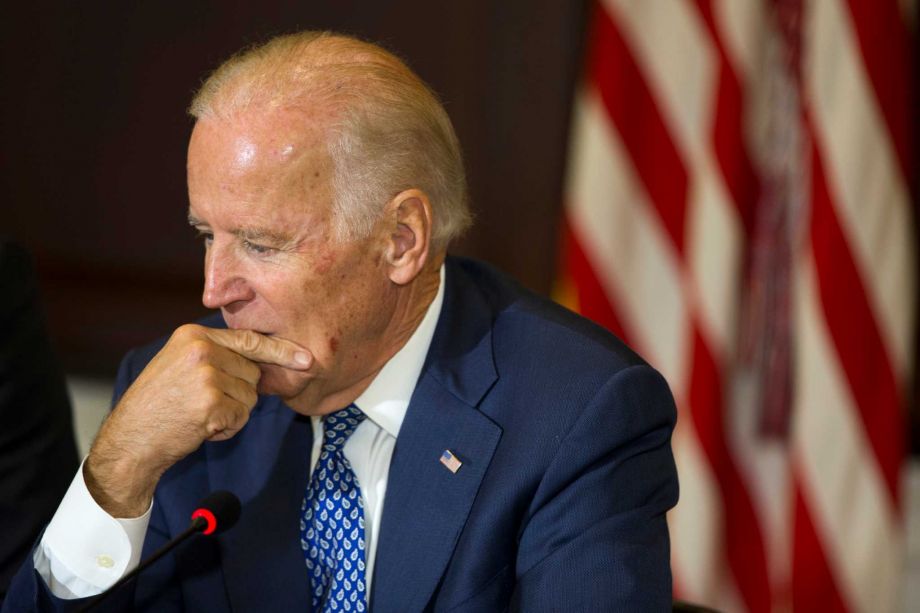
left=207, top=397, right=314, bottom=612
left=371, top=378, right=500, bottom=613
left=371, top=259, right=502, bottom=613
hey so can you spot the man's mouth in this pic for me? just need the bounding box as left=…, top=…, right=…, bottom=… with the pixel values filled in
left=225, top=321, right=274, bottom=336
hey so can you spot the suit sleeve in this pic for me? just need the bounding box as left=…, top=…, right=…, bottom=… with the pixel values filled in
left=510, top=364, right=679, bottom=612
left=111, top=346, right=188, bottom=613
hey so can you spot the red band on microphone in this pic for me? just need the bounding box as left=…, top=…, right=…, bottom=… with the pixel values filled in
left=191, top=508, right=217, bottom=535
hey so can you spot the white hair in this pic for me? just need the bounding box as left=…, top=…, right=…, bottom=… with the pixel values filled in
left=189, top=31, right=472, bottom=248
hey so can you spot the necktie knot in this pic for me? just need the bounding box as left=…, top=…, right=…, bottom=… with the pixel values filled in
left=323, top=404, right=365, bottom=451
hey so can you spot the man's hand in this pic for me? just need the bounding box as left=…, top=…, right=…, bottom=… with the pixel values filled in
left=84, top=324, right=313, bottom=518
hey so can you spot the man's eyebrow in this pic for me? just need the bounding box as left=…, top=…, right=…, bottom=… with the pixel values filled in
left=187, top=212, right=297, bottom=249
left=234, top=227, right=298, bottom=248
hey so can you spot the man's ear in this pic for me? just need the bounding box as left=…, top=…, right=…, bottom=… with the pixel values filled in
left=383, top=188, right=432, bottom=285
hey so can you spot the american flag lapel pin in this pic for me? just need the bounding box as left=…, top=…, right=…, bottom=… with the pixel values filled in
left=440, top=449, right=462, bottom=473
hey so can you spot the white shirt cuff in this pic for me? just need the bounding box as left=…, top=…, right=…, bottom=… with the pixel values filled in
left=33, top=460, right=152, bottom=599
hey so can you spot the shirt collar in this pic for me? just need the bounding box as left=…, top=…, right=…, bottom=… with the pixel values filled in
left=352, top=264, right=445, bottom=438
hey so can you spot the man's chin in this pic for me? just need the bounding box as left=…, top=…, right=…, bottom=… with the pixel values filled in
left=255, top=364, right=312, bottom=400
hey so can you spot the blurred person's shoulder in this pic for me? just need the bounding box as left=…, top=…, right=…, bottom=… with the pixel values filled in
left=0, top=240, right=39, bottom=323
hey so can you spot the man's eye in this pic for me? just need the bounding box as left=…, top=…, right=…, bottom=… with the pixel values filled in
left=243, top=240, right=274, bottom=255
left=196, top=231, right=213, bottom=245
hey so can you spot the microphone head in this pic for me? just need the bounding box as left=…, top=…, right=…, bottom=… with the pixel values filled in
left=191, top=490, right=241, bottom=535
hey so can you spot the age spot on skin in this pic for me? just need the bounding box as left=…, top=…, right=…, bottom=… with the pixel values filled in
left=329, top=337, right=339, bottom=354
left=312, top=248, right=337, bottom=275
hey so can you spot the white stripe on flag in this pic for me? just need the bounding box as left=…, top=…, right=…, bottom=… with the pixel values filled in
left=793, top=254, right=903, bottom=613
left=567, top=87, right=691, bottom=392
left=804, top=0, right=916, bottom=381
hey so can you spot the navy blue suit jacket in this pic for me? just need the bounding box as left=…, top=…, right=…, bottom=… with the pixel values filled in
left=4, top=257, right=678, bottom=612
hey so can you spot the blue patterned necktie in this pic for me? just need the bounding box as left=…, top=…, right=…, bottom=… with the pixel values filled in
left=300, top=405, right=368, bottom=612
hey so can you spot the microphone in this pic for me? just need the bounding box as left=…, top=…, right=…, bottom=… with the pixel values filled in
left=77, top=491, right=241, bottom=612
left=189, top=490, right=241, bottom=535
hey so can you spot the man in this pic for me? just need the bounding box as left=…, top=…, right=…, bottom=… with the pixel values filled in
left=4, top=32, right=678, bottom=612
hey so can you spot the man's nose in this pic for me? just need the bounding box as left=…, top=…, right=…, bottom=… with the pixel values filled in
left=202, top=243, right=254, bottom=309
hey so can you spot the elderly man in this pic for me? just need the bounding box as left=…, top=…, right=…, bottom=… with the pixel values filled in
left=5, top=32, right=678, bottom=612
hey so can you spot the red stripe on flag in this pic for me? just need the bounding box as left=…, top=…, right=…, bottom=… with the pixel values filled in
left=843, top=0, right=913, bottom=179
left=688, top=327, right=772, bottom=613
left=560, top=216, right=628, bottom=341
left=693, top=0, right=758, bottom=236
left=792, top=479, right=850, bottom=612
left=808, top=136, right=904, bottom=505
left=589, top=4, right=689, bottom=255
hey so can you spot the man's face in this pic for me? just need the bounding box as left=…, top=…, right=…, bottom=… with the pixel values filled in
left=186, top=110, right=398, bottom=415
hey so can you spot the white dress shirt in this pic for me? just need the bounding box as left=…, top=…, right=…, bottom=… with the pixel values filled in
left=35, top=266, right=445, bottom=600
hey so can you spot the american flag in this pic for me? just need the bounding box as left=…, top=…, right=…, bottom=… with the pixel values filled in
left=557, top=1, right=915, bottom=611
left=440, top=449, right=463, bottom=473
